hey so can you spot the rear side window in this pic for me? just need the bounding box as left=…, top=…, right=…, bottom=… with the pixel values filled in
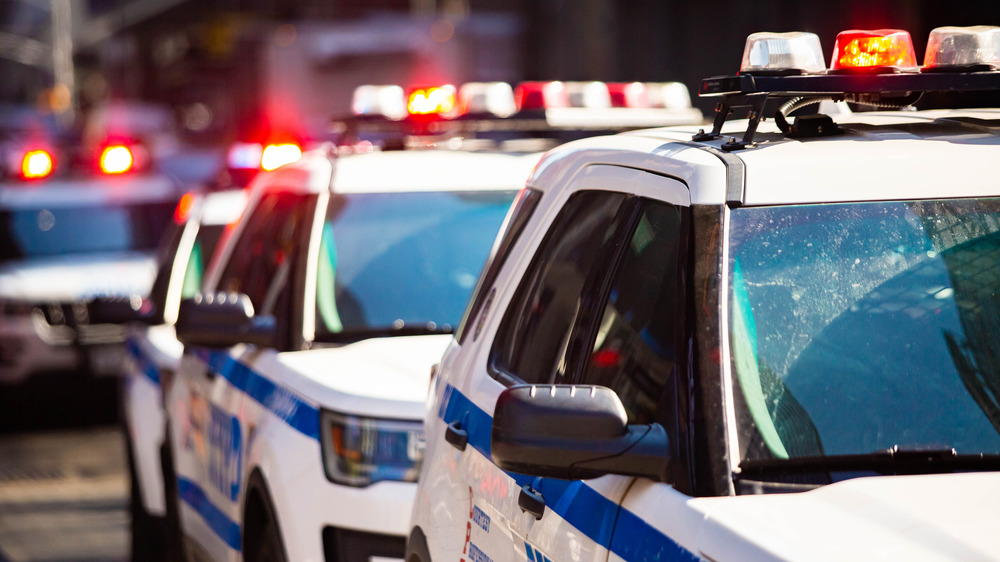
left=456, top=188, right=542, bottom=344
left=490, top=190, right=629, bottom=385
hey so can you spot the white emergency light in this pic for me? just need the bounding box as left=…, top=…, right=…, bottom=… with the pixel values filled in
left=740, top=32, right=826, bottom=74
left=923, top=26, right=1000, bottom=70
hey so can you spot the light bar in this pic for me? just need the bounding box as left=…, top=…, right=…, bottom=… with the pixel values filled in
left=352, top=85, right=407, bottom=120
left=923, top=26, right=1000, bottom=71
left=100, top=145, right=133, bottom=175
left=21, top=149, right=54, bottom=180
left=514, top=81, right=570, bottom=110
left=831, top=29, right=917, bottom=72
left=646, top=82, right=694, bottom=110
left=607, top=82, right=651, bottom=108
left=458, top=82, right=517, bottom=117
left=260, top=143, right=302, bottom=171
left=740, top=32, right=826, bottom=74
left=406, top=85, right=457, bottom=117
left=227, top=142, right=264, bottom=170
left=566, top=81, right=612, bottom=108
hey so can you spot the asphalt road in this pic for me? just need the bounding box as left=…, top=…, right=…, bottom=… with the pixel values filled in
left=0, top=374, right=129, bottom=562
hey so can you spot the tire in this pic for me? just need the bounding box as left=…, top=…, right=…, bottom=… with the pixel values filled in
left=243, top=472, right=288, bottom=562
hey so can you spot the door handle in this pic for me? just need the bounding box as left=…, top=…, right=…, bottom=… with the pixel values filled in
left=444, top=420, right=468, bottom=451
left=518, top=484, right=545, bottom=520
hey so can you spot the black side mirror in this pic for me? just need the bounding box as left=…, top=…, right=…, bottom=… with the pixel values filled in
left=175, top=292, right=277, bottom=349
left=86, top=295, right=158, bottom=325
left=491, top=384, right=670, bottom=481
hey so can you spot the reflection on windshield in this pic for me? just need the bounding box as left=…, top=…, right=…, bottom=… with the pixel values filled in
left=729, top=199, right=1000, bottom=464
left=0, top=202, right=175, bottom=261
left=314, top=190, right=517, bottom=339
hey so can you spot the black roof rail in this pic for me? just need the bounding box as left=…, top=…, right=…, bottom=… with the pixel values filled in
left=693, top=71, right=1000, bottom=151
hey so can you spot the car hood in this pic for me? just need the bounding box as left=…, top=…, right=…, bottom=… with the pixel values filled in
left=278, top=334, right=452, bottom=419
left=695, top=472, right=1000, bottom=561
left=0, top=252, right=156, bottom=302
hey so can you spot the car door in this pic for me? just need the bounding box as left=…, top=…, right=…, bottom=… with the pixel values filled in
left=430, top=165, right=691, bottom=562
left=168, top=188, right=315, bottom=561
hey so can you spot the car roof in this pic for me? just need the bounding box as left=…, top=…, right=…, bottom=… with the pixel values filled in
left=528, top=107, right=1000, bottom=207
left=250, top=147, right=541, bottom=198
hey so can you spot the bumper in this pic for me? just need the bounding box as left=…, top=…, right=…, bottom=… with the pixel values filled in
left=0, top=308, right=128, bottom=383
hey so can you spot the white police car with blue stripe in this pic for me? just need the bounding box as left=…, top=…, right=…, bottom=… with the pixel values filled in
left=408, top=26, right=1000, bottom=562
left=165, top=142, right=537, bottom=561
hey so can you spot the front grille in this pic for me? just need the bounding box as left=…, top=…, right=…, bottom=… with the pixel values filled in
left=323, top=527, right=406, bottom=562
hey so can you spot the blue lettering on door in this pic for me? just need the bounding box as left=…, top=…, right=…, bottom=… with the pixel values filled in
left=208, top=405, right=243, bottom=502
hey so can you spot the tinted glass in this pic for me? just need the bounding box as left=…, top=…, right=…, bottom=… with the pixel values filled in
left=218, top=192, right=311, bottom=321
left=580, top=201, right=687, bottom=424
left=313, top=190, right=517, bottom=339
left=0, top=201, right=174, bottom=262
left=456, top=188, right=542, bottom=344
left=729, top=199, right=1000, bottom=462
left=491, top=190, right=628, bottom=385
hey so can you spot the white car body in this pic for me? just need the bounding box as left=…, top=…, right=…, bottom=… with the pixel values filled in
left=409, top=106, right=1000, bottom=562
left=164, top=147, right=541, bottom=561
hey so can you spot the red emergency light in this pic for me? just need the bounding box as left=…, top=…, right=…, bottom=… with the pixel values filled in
left=831, top=29, right=917, bottom=72
left=406, top=85, right=457, bottom=116
left=20, top=149, right=54, bottom=180
left=100, top=145, right=134, bottom=175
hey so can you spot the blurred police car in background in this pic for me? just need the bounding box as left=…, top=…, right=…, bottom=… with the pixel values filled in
left=92, top=188, right=248, bottom=561
left=0, top=104, right=186, bottom=384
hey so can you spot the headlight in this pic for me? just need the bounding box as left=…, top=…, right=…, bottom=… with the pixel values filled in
left=319, top=409, right=425, bottom=487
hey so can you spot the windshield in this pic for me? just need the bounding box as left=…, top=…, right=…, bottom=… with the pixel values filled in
left=314, top=190, right=517, bottom=340
left=728, top=199, right=1000, bottom=467
left=0, top=201, right=175, bottom=262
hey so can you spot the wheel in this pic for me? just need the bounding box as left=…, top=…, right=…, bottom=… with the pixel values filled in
left=242, top=472, right=288, bottom=562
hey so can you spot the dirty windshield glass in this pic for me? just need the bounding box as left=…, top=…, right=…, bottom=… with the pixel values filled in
left=314, top=190, right=517, bottom=340
left=729, top=199, right=1000, bottom=463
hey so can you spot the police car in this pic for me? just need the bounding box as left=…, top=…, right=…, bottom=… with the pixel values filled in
left=0, top=120, right=182, bottom=384
left=158, top=79, right=702, bottom=562
left=408, top=26, right=1000, bottom=562
left=106, top=188, right=248, bottom=561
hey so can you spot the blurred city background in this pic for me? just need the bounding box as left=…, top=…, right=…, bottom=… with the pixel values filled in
left=2, top=1, right=1000, bottom=560
left=5, top=0, right=1000, bottom=150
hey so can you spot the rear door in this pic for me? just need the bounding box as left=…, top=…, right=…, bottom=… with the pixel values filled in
left=431, top=165, right=691, bottom=562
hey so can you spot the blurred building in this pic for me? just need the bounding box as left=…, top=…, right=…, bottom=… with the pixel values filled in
left=3, top=0, right=1000, bottom=142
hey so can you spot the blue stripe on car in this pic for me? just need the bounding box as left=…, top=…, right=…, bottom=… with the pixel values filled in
left=178, top=477, right=242, bottom=551
left=175, top=348, right=321, bottom=549
left=192, top=348, right=320, bottom=440
left=440, top=383, right=699, bottom=562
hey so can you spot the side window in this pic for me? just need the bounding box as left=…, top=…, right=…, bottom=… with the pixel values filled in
left=490, top=190, right=629, bottom=385
left=456, top=188, right=542, bottom=344
left=180, top=224, right=226, bottom=300
left=578, top=200, right=688, bottom=424
left=217, top=191, right=311, bottom=331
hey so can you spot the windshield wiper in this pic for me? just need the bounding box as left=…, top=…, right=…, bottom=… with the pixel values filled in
left=316, top=322, right=454, bottom=344
left=738, top=445, right=1000, bottom=480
